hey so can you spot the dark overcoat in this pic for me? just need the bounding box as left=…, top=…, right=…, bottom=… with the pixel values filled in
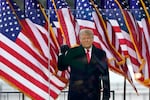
left=58, top=45, right=110, bottom=100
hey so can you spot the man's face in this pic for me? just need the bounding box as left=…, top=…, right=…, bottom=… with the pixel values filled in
left=80, top=33, right=93, bottom=49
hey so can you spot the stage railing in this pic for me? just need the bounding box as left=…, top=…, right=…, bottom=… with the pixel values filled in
left=0, top=90, right=115, bottom=100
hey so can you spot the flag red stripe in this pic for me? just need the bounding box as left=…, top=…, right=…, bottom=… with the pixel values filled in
left=112, top=26, right=121, bottom=32
left=130, top=56, right=141, bottom=67
left=49, top=85, right=60, bottom=99
left=125, top=39, right=135, bottom=49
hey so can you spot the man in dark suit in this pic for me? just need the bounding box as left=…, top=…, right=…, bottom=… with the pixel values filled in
left=58, top=29, right=110, bottom=100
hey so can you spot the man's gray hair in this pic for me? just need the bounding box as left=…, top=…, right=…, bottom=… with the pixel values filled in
left=79, top=29, right=94, bottom=38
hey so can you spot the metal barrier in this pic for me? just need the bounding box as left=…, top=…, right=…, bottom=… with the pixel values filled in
left=0, top=92, right=24, bottom=100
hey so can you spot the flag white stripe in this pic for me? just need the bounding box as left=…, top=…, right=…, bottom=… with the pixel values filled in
left=141, top=36, right=149, bottom=79
left=77, top=19, right=95, bottom=28
left=54, top=21, right=60, bottom=28
left=106, top=22, right=113, bottom=44
left=141, top=19, right=150, bottom=52
left=120, top=45, right=128, bottom=51
left=109, top=20, right=119, bottom=26
left=116, top=32, right=125, bottom=39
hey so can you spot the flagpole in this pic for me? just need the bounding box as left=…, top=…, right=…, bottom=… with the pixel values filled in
left=123, top=77, right=126, bottom=100
left=47, top=9, right=51, bottom=100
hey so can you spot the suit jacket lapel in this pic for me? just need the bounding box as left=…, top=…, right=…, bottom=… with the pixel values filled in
left=90, top=45, right=96, bottom=64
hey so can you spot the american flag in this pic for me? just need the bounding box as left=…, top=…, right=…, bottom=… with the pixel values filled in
left=53, top=0, right=78, bottom=47
left=129, top=0, right=150, bottom=87
left=101, top=0, right=143, bottom=92
left=90, top=0, right=128, bottom=75
left=0, top=0, right=67, bottom=100
left=24, top=0, right=71, bottom=98
left=24, top=0, right=58, bottom=73
left=47, top=0, right=71, bottom=83
left=23, top=0, right=49, bottom=59
left=103, top=0, right=129, bottom=56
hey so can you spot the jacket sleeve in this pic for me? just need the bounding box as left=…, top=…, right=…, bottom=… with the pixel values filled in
left=102, top=65, right=110, bottom=100
left=57, top=53, right=68, bottom=71
left=101, top=51, right=110, bottom=100
left=57, top=49, right=72, bottom=71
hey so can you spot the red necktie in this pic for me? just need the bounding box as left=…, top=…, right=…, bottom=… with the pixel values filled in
left=86, top=49, right=90, bottom=63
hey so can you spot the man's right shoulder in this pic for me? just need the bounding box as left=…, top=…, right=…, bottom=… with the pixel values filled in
left=66, top=45, right=83, bottom=56
left=69, top=45, right=81, bottom=51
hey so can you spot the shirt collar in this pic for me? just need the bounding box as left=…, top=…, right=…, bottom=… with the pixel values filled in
left=84, top=46, right=92, bottom=53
